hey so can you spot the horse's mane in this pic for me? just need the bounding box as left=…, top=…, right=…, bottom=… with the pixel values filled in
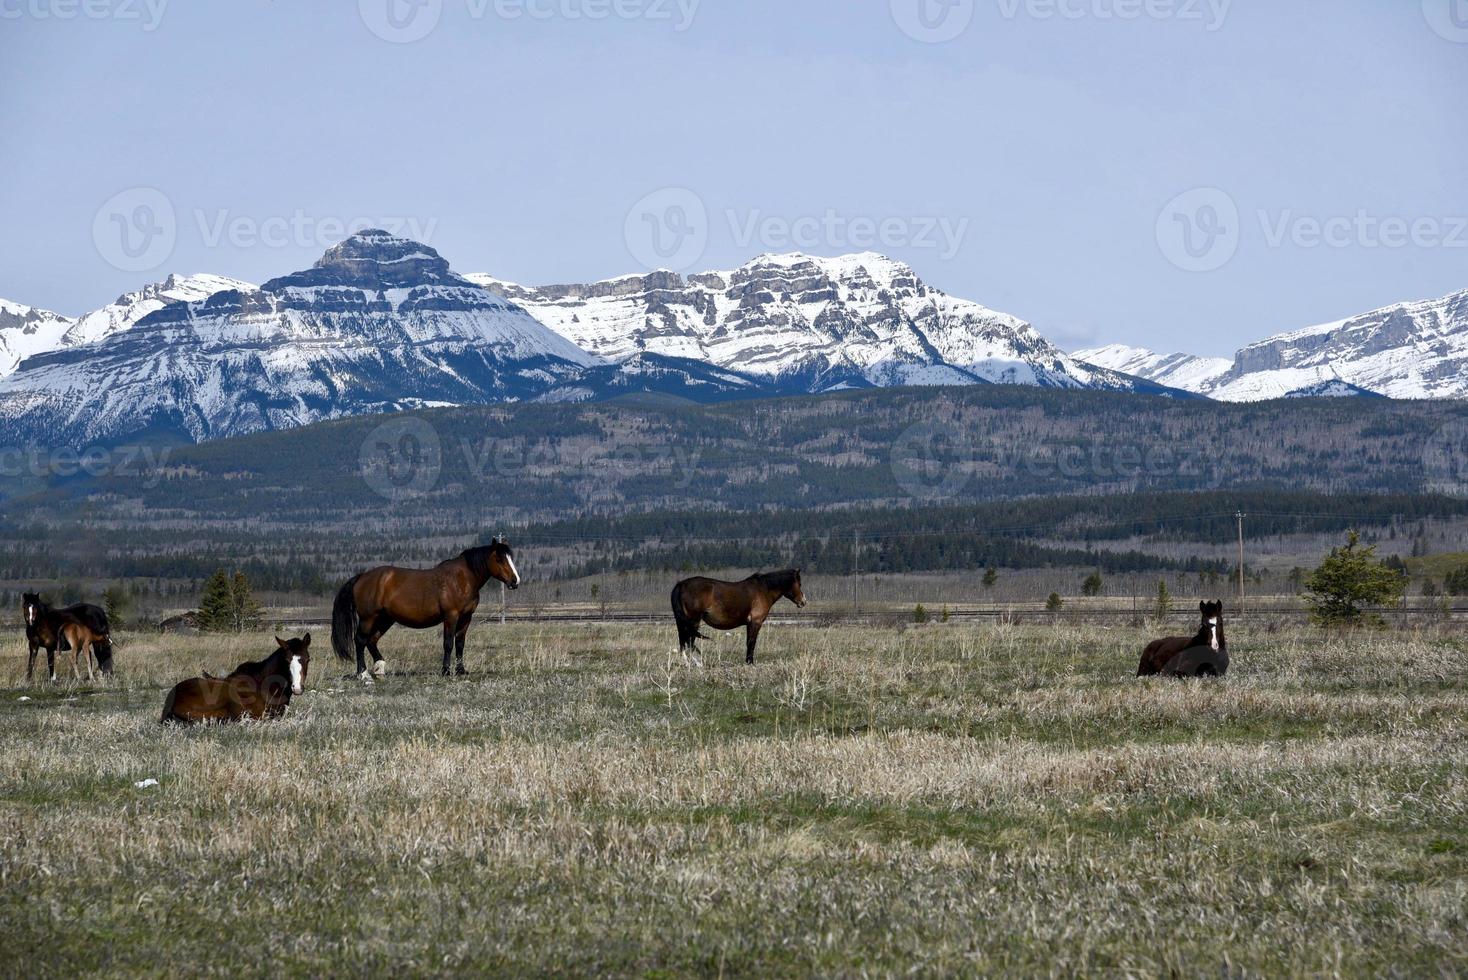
left=462, top=542, right=509, bottom=580
left=224, top=645, right=289, bottom=680
left=754, top=569, right=799, bottom=592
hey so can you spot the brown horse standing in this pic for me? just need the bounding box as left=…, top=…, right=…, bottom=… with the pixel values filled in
left=23, top=593, right=114, bottom=682
left=161, top=635, right=311, bottom=724
left=1138, top=600, right=1227, bottom=676
left=671, top=570, right=807, bottom=665
left=332, top=541, right=521, bottom=680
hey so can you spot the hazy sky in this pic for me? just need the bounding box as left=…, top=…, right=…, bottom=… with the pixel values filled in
left=2, top=0, right=1465, bottom=356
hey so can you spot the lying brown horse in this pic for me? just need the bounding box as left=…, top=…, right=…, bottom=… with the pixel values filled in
left=332, top=540, right=521, bottom=680
left=23, top=593, right=114, bottom=682
left=672, top=569, right=807, bottom=665
left=1138, top=600, right=1227, bottom=677
left=161, top=634, right=311, bottom=725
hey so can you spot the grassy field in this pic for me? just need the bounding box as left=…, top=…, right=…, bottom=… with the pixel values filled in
left=1, top=621, right=1465, bottom=977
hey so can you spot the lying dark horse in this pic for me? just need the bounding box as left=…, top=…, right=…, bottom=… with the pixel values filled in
left=672, top=570, right=807, bottom=665
left=22, top=593, right=114, bottom=681
left=1138, top=600, right=1228, bottom=677
left=161, top=634, right=311, bottom=725
left=332, top=540, right=521, bottom=680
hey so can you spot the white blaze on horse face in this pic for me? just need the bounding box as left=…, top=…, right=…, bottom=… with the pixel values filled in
left=506, top=553, right=521, bottom=587
left=289, top=654, right=304, bottom=695
left=1207, top=618, right=1220, bottom=650
left=25, top=604, right=35, bottom=626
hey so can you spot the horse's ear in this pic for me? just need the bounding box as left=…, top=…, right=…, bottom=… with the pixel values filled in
left=1199, top=601, right=1207, bottom=612
left=276, top=636, right=288, bottom=649
left=301, top=632, right=311, bottom=648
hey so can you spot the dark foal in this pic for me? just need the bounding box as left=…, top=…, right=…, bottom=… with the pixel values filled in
left=22, top=593, right=114, bottom=682
left=1138, top=600, right=1227, bottom=677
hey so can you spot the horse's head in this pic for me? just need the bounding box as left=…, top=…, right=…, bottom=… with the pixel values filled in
left=277, top=633, right=311, bottom=696
left=786, top=570, right=807, bottom=608
left=1198, top=600, right=1225, bottom=652
left=488, top=539, right=521, bottom=590
left=22, top=592, right=43, bottom=628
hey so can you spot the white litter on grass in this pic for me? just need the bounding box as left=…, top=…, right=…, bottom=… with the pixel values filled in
left=16, top=696, right=30, bottom=702
left=134, top=779, right=160, bottom=789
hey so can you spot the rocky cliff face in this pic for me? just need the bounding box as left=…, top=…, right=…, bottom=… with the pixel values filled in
left=469, top=252, right=1173, bottom=395
left=0, top=299, right=74, bottom=376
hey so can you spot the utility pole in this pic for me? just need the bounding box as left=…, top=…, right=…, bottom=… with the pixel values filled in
left=853, top=530, right=861, bottom=616
left=1236, top=511, right=1246, bottom=619
left=500, top=581, right=507, bottom=625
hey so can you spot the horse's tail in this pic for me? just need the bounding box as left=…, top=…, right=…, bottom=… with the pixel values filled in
left=331, top=575, right=361, bottom=662
left=670, top=583, right=693, bottom=648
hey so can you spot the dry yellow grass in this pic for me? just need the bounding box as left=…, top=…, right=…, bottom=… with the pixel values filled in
left=1, top=623, right=1465, bottom=976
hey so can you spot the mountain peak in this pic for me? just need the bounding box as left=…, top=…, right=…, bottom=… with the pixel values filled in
left=264, top=231, right=461, bottom=292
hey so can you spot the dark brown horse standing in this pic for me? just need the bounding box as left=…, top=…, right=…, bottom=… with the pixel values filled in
left=1138, top=600, right=1228, bottom=677
left=332, top=541, right=521, bottom=680
left=672, top=570, right=807, bottom=665
left=161, top=635, right=311, bottom=725
left=22, top=593, right=114, bottom=681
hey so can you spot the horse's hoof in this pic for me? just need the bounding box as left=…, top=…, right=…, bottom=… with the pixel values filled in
left=371, top=660, right=387, bottom=678
left=357, top=671, right=375, bottom=685
left=455, top=667, right=469, bottom=677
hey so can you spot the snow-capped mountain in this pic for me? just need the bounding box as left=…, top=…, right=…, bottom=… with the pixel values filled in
left=0, top=231, right=597, bottom=444
left=1071, top=344, right=1233, bottom=393
left=0, top=299, right=74, bottom=376
left=467, top=253, right=1176, bottom=396
left=0, top=274, right=254, bottom=378
left=61, top=273, right=256, bottom=350
left=1079, top=288, right=1468, bottom=402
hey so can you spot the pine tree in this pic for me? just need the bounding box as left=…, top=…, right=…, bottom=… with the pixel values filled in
left=231, top=571, right=264, bottom=633
left=1155, top=579, right=1172, bottom=622
left=1045, top=592, right=1064, bottom=612
left=1082, top=572, right=1104, bottom=597
left=197, top=570, right=235, bottom=633
left=983, top=568, right=998, bottom=588
left=102, top=585, right=131, bottom=625
left=1303, top=530, right=1407, bottom=627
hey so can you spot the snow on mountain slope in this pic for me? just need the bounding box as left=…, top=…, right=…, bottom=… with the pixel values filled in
left=0, top=299, right=75, bottom=376
left=61, top=273, right=256, bottom=349
left=1083, top=288, right=1468, bottom=402
left=1072, top=344, right=1233, bottom=393
left=468, top=253, right=1172, bottom=396
left=0, top=231, right=598, bottom=444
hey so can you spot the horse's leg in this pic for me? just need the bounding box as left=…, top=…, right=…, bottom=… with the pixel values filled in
left=454, top=614, right=474, bottom=676
left=46, top=644, right=56, bottom=683
left=83, top=639, right=94, bottom=681
left=745, top=621, right=763, bottom=665
left=441, top=617, right=458, bottom=677
left=26, top=642, right=36, bottom=683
